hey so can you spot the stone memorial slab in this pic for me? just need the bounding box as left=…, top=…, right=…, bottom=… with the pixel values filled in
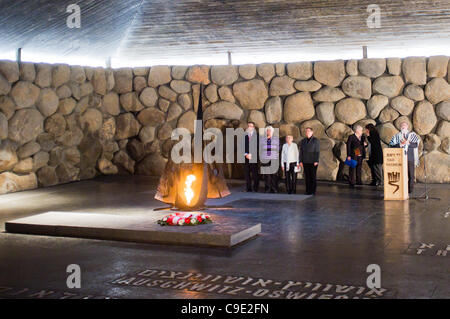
left=5, top=211, right=261, bottom=248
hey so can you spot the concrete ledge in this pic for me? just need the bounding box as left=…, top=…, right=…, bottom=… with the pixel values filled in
left=5, top=212, right=261, bottom=248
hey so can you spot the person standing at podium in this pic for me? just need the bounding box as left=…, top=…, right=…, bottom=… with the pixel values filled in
left=389, top=121, right=420, bottom=193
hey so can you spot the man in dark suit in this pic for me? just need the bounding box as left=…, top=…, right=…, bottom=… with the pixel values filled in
left=299, top=127, right=320, bottom=195
left=244, top=122, right=259, bottom=192
left=346, top=125, right=366, bottom=187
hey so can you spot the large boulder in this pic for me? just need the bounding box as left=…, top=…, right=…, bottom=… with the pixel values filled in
left=0, top=61, right=19, bottom=82
left=416, top=151, right=450, bottom=183
left=203, top=101, right=243, bottom=121
left=17, top=141, right=40, bottom=159
left=379, top=107, right=399, bottom=123
left=313, top=60, right=346, bottom=87
left=148, top=66, right=171, bottom=87
left=0, top=141, right=18, bottom=172
left=35, top=64, right=52, bottom=88
left=186, top=65, right=210, bottom=84
left=373, top=75, right=404, bottom=97
left=80, top=108, right=103, bottom=133
left=114, top=68, right=133, bottom=93
left=139, top=87, right=158, bottom=107
left=346, top=60, right=358, bottom=76
left=334, top=98, right=366, bottom=125
left=0, top=96, right=15, bottom=119
left=233, top=79, right=268, bottom=109
left=137, top=107, right=165, bottom=126
left=158, top=85, right=177, bottom=102
left=284, top=92, right=314, bottom=123
left=325, top=122, right=353, bottom=140
left=387, top=58, right=401, bottom=75
left=218, top=86, right=235, bottom=103
left=98, top=158, right=118, bottom=175
left=378, top=123, right=399, bottom=144
left=390, top=96, right=414, bottom=115
left=404, top=84, right=424, bottom=101
left=423, top=134, right=441, bottom=152
left=413, top=100, right=437, bottom=135
left=113, top=150, right=135, bottom=174
left=36, top=166, right=59, bottom=187
left=167, top=103, right=183, bottom=122
left=0, top=73, right=11, bottom=95
left=402, top=57, right=427, bottom=85
left=436, top=101, right=450, bottom=121
left=341, top=76, right=372, bottom=99
left=316, top=102, right=335, bottom=127
left=427, top=55, right=449, bottom=78
left=204, top=84, right=218, bottom=103
left=44, top=113, right=66, bottom=137
left=367, top=95, right=388, bottom=119
left=136, top=152, right=167, bottom=176
left=312, top=86, right=345, bottom=102
left=37, top=88, right=59, bottom=116
left=52, top=64, right=70, bottom=88
left=424, top=77, right=450, bottom=104
left=440, top=137, right=450, bottom=154
left=58, top=97, right=77, bottom=115
left=11, top=81, right=40, bottom=109
left=13, top=158, right=33, bottom=174
left=268, top=76, right=295, bottom=96
left=120, top=92, right=144, bottom=112
left=239, top=64, right=257, bottom=80
left=92, top=68, right=107, bottom=95
left=436, top=120, right=450, bottom=139
left=211, top=65, right=239, bottom=85
left=257, top=64, right=275, bottom=82
left=115, top=113, right=141, bottom=140
left=170, top=80, right=191, bottom=94
left=247, top=110, right=266, bottom=129
left=8, top=109, right=44, bottom=144
left=316, top=138, right=339, bottom=181
left=19, top=62, right=36, bottom=82
left=0, top=172, right=37, bottom=194
left=358, top=58, right=386, bottom=78
left=102, top=92, right=120, bottom=116
left=294, top=79, right=321, bottom=92
left=286, top=62, right=313, bottom=80
left=70, top=65, right=86, bottom=84
left=264, top=96, right=282, bottom=124
left=177, top=110, right=197, bottom=134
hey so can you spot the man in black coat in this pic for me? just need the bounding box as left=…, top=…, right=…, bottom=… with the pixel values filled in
left=346, top=125, right=366, bottom=187
left=365, top=124, right=383, bottom=186
left=299, top=127, right=320, bottom=195
left=244, top=122, right=259, bottom=192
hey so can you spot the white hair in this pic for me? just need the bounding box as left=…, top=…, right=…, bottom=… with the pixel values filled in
left=265, top=126, right=274, bottom=134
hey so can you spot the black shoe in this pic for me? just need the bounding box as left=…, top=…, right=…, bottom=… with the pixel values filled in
left=369, top=182, right=377, bottom=186
left=349, top=184, right=355, bottom=188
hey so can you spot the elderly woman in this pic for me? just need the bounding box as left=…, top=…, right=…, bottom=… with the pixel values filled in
left=346, top=125, right=366, bottom=188
left=260, top=126, right=280, bottom=193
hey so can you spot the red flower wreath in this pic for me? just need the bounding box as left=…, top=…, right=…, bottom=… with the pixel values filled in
left=157, top=212, right=212, bottom=226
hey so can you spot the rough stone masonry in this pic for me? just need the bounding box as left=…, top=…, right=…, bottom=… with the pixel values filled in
left=0, top=57, right=449, bottom=194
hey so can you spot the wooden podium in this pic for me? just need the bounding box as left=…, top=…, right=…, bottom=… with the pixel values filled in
left=383, top=148, right=409, bottom=200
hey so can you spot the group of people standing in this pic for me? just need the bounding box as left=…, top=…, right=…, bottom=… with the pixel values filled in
left=244, top=122, right=320, bottom=195
left=243, top=120, right=420, bottom=195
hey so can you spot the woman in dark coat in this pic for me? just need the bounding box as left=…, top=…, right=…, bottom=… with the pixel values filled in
left=365, top=124, right=383, bottom=186
left=346, top=125, right=366, bottom=187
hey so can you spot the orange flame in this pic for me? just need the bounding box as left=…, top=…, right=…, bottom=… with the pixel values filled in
left=184, top=174, right=196, bottom=205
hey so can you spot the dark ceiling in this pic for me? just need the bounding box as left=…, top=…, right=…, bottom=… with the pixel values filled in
left=0, top=0, right=449, bottom=66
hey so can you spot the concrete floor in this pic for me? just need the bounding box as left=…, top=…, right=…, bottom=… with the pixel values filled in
left=0, top=176, right=448, bottom=299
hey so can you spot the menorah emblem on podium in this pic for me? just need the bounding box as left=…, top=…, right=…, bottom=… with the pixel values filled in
left=388, top=172, right=400, bottom=194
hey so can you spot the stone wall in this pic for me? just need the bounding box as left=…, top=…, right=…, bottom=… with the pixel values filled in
left=0, top=57, right=449, bottom=194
